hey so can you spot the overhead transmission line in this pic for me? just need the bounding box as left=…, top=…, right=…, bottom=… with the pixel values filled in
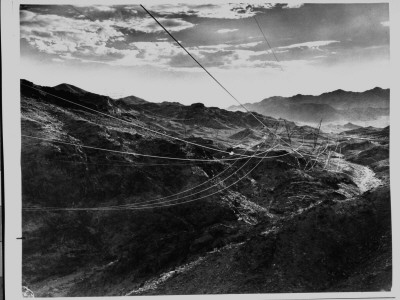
left=22, top=138, right=304, bottom=212
left=21, top=134, right=285, bottom=162
left=253, top=16, right=284, bottom=72
left=84, top=144, right=279, bottom=209
left=23, top=143, right=265, bottom=211
left=28, top=157, right=231, bottom=167
left=24, top=143, right=270, bottom=211
left=24, top=142, right=297, bottom=211
left=25, top=144, right=276, bottom=206
left=23, top=133, right=293, bottom=211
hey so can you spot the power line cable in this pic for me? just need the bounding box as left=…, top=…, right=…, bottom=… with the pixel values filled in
left=23, top=141, right=304, bottom=211
left=95, top=143, right=278, bottom=208
left=23, top=143, right=282, bottom=211
left=21, top=134, right=288, bottom=161
left=23, top=139, right=305, bottom=211
left=23, top=139, right=272, bottom=207
left=140, top=5, right=271, bottom=131
left=26, top=157, right=229, bottom=167
left=25, top=142, right=271, bottom=211
left=253, top=16, right=284, bottom=72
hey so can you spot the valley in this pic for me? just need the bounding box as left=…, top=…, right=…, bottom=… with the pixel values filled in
left=20, top=80, right=391, bottom=296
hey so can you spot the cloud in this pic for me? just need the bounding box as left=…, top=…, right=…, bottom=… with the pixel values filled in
left=279, top=40, right=340, bottom=50
left=238, top=41, right=263, bottom=48
left=197, top=44, right=231, bottom=50
left=282, top=3, right=304, bottom=9
left=115, top=16, right=195, bottom=33
left=150, top=3, right=275, bottom=19
left=216, top=29, right=239, bottom=34
left=20, top=7, right=197, bottom=66
left=106, top=40, right=278, bottom=71
left=18, top=7, right=344, bottom=73
left=381, top=21, right=389, bottom=27
left=19, top=7, right=336, bottom=74
left=165, top=44, right=280, bottom=70
left=195, top=41, right=262, bottom=51
left=20, top=10, right=124, bottom=59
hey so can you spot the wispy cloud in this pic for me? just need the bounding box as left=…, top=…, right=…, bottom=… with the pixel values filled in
left=196, top=41, right=262, bottom=51
left=216, top=29, right=239, bottom=34
left=117, top=16, right=195, bottom=33
left=279, top=40, right=340, bottom=50
left=381, top=21, right=389, bottom=27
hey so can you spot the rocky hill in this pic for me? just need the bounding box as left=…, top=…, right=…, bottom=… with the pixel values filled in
left=20, top=79, right=391, bottom=296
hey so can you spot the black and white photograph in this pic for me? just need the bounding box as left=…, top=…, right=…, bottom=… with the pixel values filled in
left=1, top=0, right=399, bottom=298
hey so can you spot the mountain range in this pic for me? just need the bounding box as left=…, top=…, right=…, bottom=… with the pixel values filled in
left=21, top=79, right=286, bottom=132
left=228, top=87, right=389, bottom=124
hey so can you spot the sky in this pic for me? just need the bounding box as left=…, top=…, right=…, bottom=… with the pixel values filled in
left=20, top=3, right=390, bottom=107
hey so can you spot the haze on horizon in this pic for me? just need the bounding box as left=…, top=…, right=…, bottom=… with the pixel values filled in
left=20, top=3, right=390, bottom=108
